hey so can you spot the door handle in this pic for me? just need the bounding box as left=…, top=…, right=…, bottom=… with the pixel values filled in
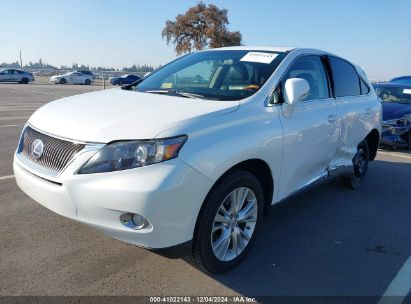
left=327, top=114, right=338, bottom=123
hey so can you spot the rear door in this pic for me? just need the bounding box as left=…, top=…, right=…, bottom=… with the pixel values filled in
left=277, top=55, right=340, bottom=199
left=71, top=72, right=82, bottom=84
left=10, top=70, right=22, bottom=82
left=328, top=56, right=375, bottom=165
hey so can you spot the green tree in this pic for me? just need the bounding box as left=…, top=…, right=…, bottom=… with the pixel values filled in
left=162, top=2, right=242, bottom=55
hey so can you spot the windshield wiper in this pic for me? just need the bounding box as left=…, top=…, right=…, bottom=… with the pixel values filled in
left=121, top=78, right=144, bottom=90
left=144, top=89, right=204, bottom=99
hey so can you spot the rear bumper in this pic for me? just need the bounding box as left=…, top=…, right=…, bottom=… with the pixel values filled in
left=13, top=155, right=213, bottom=253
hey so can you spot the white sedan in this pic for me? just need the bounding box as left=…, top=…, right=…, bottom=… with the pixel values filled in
left=50, top=72, right=93, bottom=85
left=15, top=46, right=381, bottom=273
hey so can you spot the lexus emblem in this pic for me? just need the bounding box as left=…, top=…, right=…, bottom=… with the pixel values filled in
left=31, top=139, right=44, bottom=159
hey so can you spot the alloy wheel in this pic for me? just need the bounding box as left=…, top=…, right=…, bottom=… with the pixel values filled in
left=211, top=187, right=258, bottom=262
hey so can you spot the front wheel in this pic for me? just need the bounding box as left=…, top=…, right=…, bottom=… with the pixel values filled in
left=59, top=78, right=66, bottom=84
left=343, top=140, right=369, bottom=189
left=186, top=170, right=264, bottom=274
left=85, top=79, right=91, bottom=85
left=20, top=78, right=29, bottom=84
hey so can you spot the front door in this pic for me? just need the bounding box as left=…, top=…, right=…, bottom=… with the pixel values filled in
left=277, top=55, right=340, bottom=200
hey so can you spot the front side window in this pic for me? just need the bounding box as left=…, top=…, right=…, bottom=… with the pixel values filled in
left=282, top=55, right=330, bottom=101
left=329, top=56, right=361, bottom=97
left=136, top=50, right=287, bottom=101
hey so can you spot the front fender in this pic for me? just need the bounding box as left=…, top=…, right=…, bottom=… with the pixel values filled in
left=157, top=102, right=284, bottom=204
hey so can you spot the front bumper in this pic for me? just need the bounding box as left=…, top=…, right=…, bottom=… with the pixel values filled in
left=381, top=124, right=410, bottom=148
left=13, top=155, right=213, bottom=254
left=50, top=78, right=60, bottom=84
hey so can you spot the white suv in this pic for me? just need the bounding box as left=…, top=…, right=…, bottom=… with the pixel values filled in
left=14, top=47, right=381, bottom=273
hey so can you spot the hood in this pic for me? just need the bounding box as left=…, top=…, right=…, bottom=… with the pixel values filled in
left=28, top=89, right=239, bottom=143
left=382, top=102, right=411, bottom=121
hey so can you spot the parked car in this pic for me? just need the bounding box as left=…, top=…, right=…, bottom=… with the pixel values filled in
left=14, top=47, right=381, bottom=274
left=373, top=82, right=411, bottom=149
left=109, top=74, right=141, bottom=85
left=0, top=68, right=34, bottom=84
left=76, top=70, right=94, bottom=79
left=50, top=72, right=93, bottom=85
left=390, top=76, right=411, bottom=85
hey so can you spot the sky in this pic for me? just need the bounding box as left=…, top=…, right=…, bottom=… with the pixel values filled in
left=0, top=0, right=410, bottom=80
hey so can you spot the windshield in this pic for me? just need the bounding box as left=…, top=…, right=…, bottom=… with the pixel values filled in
left=136, top=50, right=287, bottom=101
left=375, top=85, right=411, bottom=104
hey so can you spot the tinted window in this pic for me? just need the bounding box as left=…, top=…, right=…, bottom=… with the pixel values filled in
left=282, top=55, right=330, bottom=101
left=329, top=57, right=361, bottom=97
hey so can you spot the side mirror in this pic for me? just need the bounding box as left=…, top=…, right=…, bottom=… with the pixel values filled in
left=284, top=78, right=310, bottom=105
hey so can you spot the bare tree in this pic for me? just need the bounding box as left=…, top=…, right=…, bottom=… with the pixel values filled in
left=162, top=2, right=242, bottom=55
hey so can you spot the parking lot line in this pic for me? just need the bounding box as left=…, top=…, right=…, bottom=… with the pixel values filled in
left=0, top=124, right=23, bottom=128
left=378, top=151, right=411, bottom=160
left=378, top=255, right=411, bottom=304
left=0, top=175, right=15, bottom=181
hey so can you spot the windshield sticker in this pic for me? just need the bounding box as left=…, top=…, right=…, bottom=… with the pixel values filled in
left=403, top=89, right=411, bottom=95
left=240, top=52, right=278, bottom=64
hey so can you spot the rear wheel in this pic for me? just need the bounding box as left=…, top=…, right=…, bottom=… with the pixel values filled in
left=186, top=170, right=264, bottom=274
left=85, top=79, right=91, bottom=85
left=343, top=140, right=369, bottom=189
left=59, top=78, right=66, bottom=84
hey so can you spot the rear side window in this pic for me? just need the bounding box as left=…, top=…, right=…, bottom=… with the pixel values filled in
left=329, top=56, right=361, bottom=97
left=360, top=78, right=370, bottom=95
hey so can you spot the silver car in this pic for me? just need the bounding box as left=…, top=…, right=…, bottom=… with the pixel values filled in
left=0, top=69, right=34, bottom=84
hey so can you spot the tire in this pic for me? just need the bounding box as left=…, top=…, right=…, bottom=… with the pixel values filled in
left=20, top=78, right=29, bottom=84
left=85, top=79, right=91, bottom=85
left=59, top=78, right=66, bottom=85
left=118, top=80, right=123, bottom=86
left=186, top=169, right=264, bottom=274
left=406, top=131, right=411, bottom=150
left=343, top=140, right=369, bottom=189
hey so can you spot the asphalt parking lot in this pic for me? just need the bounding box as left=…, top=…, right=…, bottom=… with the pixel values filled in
left=0, top=82, right=410, bottom=301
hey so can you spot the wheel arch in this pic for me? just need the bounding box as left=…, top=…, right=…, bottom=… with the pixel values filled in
left=365, top=129, right=380, bottom=161
left=206, top=158, right=274, bottom=216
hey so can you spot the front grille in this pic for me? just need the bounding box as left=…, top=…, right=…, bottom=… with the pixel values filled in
left=19, top=126, right=85, bottom=174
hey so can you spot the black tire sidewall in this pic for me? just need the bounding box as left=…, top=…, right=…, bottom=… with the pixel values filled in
left=21, top=78, right=29, bottom=84
left=350, top=140, right=369, bottom=188
left=60, top=78, right=66, bottom=84
left=85, top=79, right=91, bottom=85
left=195, top=170, right=264, bottom=273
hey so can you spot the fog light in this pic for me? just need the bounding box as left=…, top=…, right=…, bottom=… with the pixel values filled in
left=120, top=213, right=149, bottom=230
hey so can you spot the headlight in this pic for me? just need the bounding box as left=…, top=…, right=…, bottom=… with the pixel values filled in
left=78, top=135, right=187, bottom=174
left=399, top=114, right=411, bottom=124
left=383, top=115, right=411, bottom=126
left=383, top=118, right=399, bottom=125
